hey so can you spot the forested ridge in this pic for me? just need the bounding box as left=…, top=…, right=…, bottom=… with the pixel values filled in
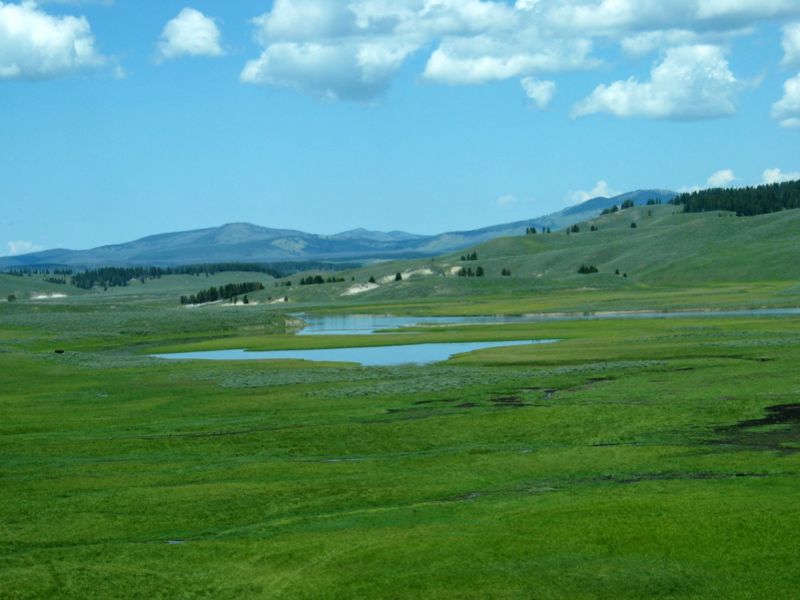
left=180, top=282, right=265, bottom=305
left=672, top=180, right=800, bottom=216
left=68, top=262, right=357, bottom=290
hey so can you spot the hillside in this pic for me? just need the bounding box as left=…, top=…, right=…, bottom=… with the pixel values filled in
left=5, top=203, right=797, bottom=311
left=473, top=205, right=800, bottom=285
left=0, top=190, right=675, bottom=269
left=271, top=205, right=800, bottom=307
left=674, top=179, right=800, bottom=216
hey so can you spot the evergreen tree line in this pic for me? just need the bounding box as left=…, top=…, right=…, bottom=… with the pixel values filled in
left=526, top=226, right=552, bottom=234
left=599, top=197, right=665, bottom=216
left=671, top=180, right=800, bottom=216
left=180, top=282, right=264, bottom=305
left=72, top=267, right=165, bottom=289
left=457, top=266, right=485, bottom=277
left=577, top=264, right=599, bottom=274
left=5, top=268, right=60, bottom=276
left=460, top=252, right=479, bottom=261
left=3, top=267, right=75, bottom=277
left=69, top=261, right=358, bottom=290
left=299, top=275, right=346, bottom=286
left=600, top=198, right=636, bottom=215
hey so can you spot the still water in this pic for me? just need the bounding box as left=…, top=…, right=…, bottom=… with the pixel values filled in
left=154, top=308, right=798, bottom=366
left=294, top=309, right=800, bottom=335
left=154, top=339, right=558, bottom=367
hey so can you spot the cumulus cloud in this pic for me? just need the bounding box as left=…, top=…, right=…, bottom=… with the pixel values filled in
left=707, top=169, right=737, bottom=187
left=240, top=1, right=800, bottom=103
left=157, top=7, right=223, bottom=62
left=572, top=45, right=739, bottom=120
left=5, top=240, right=43, bottom=256
left=763, top=167, right=800, bottom=183
left=782, top=22, right=800, bottom=66
left=241, top=0, right=599, bottom=100
left=241, top=1, right=422, bottom=100
left=423, top=37, right=597, bottom=85
left=772, top=73, right=800, bottom=127
left=548, top=0, right=800, bottom=34
left=241, top=41, right=415, bottom=101
left=0, top=0, right=108, bottom=79
left=521, top=77, right=556, bottom=108
left=619, top=27, right=752, bottom=57
left=566, top=180, right=620, bottom=205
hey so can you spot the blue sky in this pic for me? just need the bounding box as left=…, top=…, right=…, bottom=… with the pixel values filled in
left=1, top=0, right=799, bottom=253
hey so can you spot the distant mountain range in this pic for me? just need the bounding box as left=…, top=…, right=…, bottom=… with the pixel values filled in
left=0, top=190, right=676, bottom=268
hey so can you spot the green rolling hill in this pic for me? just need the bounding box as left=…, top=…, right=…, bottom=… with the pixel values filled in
left=461, top=205, right=800, bottom=285
left=271, top=205, right=800, bottom=307
left=4, top=204, right=798, bottom=311
left=0, top=190, right=675, bottom=269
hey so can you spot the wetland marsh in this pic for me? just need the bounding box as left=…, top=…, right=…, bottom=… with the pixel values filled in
left=2, top=277, right=799, bottom=598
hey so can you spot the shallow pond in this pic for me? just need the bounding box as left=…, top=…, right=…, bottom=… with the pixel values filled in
left=154, top=339, right=558, bottom=367
left=294, top=308, right=800, bottom=335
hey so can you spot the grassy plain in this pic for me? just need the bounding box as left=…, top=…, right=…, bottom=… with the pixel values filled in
left=2, top=211, right=800, bottom=598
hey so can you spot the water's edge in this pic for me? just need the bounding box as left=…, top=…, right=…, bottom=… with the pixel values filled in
left=153, top=339, right=559, bottom=367
left=292, top=308, right=800, bottom=336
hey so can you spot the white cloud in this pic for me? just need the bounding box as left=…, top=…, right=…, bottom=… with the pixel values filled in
left=496, top=194, right=518, bottom=207
left=521, top=77, right=556, bottom=108
left=241, top=41, right=416, bottom=101
left=694, top=0, right=800, bottom=24
left=6, top=240, right=43, bottom=256
left=240, top=1, right=800, bottom=103
left=782, top=23, right=800, bottom=66
left=619, top=27, right=752, bottom=57
left=423, top=36, right=597, bottom=85
left=772, top=73, right=800, bottom=127
left=241, top=1, right=422, bottom=100
left=0, top=0, right=108, bottom=80
left=572, top=45, right=739, bottom=120
left=241, top=0, right=600, bottom=99
left=763, top=167, right=800, bottom=183
left=157, top=8, right=223, bottom=62
left=547, top=0, right=800, bottom=34
left=707, top=169, right=736, bottom=187
left=253, top=0, right=358, bottom=42
left=566, top=180, right=620, bottom=205
left=621, top=30, right=703, bottom=56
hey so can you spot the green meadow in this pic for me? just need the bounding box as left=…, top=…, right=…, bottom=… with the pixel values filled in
left=2, top=208, right=799, bottom=598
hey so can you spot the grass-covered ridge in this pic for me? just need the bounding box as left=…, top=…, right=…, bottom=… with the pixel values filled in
left=262, top=205, right=800, bottom=312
